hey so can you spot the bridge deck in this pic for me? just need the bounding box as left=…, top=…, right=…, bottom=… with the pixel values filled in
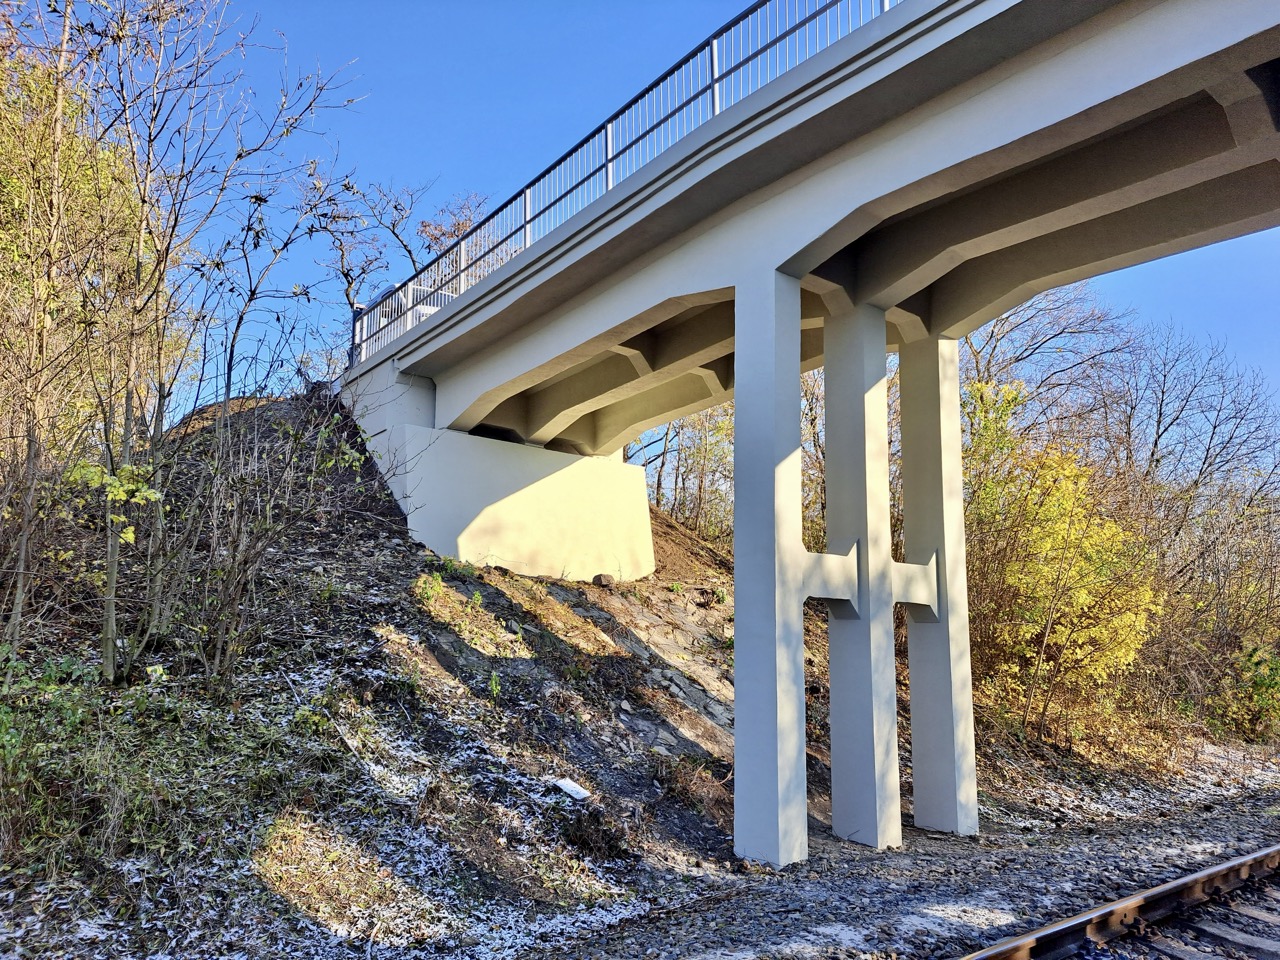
left=347, top=0, right=1280, bottom=460
left=351, top=0, right=909, bottom=366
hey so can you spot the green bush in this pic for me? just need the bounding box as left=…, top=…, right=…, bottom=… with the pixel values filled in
left=1212, top=643, right=1280, bottom=742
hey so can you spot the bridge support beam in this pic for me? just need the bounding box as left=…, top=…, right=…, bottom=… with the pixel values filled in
left=732, top=269, right=811, bottom=867
left=825, top=301, right=902, bottom=850
left=900, top=337, right=979, bottom=835
left=732, top=269, right=978, bottom=864
left=733, top=272, right=908, bottom=865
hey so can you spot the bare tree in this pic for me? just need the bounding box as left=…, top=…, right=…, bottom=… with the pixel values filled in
left=0, top=0, right=356, bottom=683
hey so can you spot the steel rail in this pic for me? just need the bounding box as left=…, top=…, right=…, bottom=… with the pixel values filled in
left=960, top=841, right=1280, bottom=960
left=349, top=0, right=899, bottom=366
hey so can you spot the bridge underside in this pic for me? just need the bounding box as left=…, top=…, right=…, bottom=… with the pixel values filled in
left=345, top=0, right=1280, bottom=868
left=450, top=79, right=1280, bottom=458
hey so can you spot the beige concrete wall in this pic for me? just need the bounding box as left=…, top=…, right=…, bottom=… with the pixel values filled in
left=384, top=425, right=655, bottom=582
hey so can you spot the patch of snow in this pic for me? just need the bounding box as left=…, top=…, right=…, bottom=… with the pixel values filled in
left=916, top=899, right=1019, bottom=930
left=459, top=898, right=652, bottom=960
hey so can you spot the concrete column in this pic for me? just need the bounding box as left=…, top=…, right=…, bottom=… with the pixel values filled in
left=732, top=268, right=808, bottom=867
left=824, top=302, right=902, bottom=849
left=899, top=337, right=979, bottom=836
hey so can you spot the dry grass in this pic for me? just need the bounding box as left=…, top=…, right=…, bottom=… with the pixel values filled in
left=254, top=810, right=457, bottom=946
left=416, top=579, right=536, bottom=660
left=654, top=755, right=733, bottom=834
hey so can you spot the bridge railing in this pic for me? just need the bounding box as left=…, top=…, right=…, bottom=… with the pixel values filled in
left=351, top=0, right=899, bottom=365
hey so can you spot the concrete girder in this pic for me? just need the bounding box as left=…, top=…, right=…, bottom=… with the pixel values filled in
left=930, top=159, right=1280, bottom=338
left=434, top=290, right=732, bottom=433
left=560, top=327, right=825, bottom=456
left=525, top=350, right=655, bottom=445
left=514, top=289, right=835, bottom=446
left=850, top=93, right=1246, bottom=309
left=556, top=365, right=734, bottom=457
left=523, top=303, right=735, bottom=445
left=1210, top=62, right=1280, bottom=142
left=469, top=289, right=832, bottom=453
left=592, top=358, right=736, bottom=456
left=779, top=13, right=1280, bottom=284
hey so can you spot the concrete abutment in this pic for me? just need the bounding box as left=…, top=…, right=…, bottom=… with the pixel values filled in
left=347, top=365, right=655, bottom=583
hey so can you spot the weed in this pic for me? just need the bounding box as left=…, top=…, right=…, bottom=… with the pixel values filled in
left=653, top=754, right=732, bottom=830
left=563, top=660, right=590, bottom=683
left=469, top=590, right=483, bottom=611
left=488, top=671, right=502, bottom=704
left=0, top=649, right=351, bottom=874
left=668, top=582, right=684, bottom=594
left=711, top=586, right=728, bottom=605
left=310, top=576, right=340, bottom=607
left=440, top=556, right=478, bottom=579
left=412, top=572, right=444, bottom=606
left=290, top=706, right=331, bottom=735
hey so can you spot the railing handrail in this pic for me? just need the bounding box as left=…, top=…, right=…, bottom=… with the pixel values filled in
left=351, top=0, right=898, bottom=366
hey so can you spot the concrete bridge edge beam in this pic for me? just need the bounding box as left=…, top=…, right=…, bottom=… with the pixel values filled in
left=900, top=336, right=980, bottom=836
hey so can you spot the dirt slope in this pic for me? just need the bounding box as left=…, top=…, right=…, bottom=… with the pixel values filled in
left=3, top=396, right=1277, bottom=960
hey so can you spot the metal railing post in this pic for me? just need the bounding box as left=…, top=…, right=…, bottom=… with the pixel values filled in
left=605, top=123, right=615, bottom=190
left=458, top=237, right=467, bottom=294
left=711, top=39, right=722, bottom=115
left=524, top=188, right=533, bottom=249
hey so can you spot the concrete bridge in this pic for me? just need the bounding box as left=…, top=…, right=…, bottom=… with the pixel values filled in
left=343, top=0, right=1280, bottom=867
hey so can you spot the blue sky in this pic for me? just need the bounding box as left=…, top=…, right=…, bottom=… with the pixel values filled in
left=238, top=0, right=1280, bottom=389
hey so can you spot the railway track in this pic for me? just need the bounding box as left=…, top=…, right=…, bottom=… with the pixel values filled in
left=961, top=842, right=1280, bottom=960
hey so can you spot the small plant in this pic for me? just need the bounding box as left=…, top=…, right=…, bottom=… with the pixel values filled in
left=468, top=590, right=483, bottom=611
left=441, top=556, right=478, bottom=579
left=289, top=705, right=331, bottom=735
left=668, top=582, right=684, bottom=594
left=563, top=660, right=590, bottom=682
left=412, top=572, right=444, bottom=606
left=310, top=577, right=340, bottom=607
left=711, top=586, right=728, bottom=605
left=488, top=671, right=501, bottom=703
